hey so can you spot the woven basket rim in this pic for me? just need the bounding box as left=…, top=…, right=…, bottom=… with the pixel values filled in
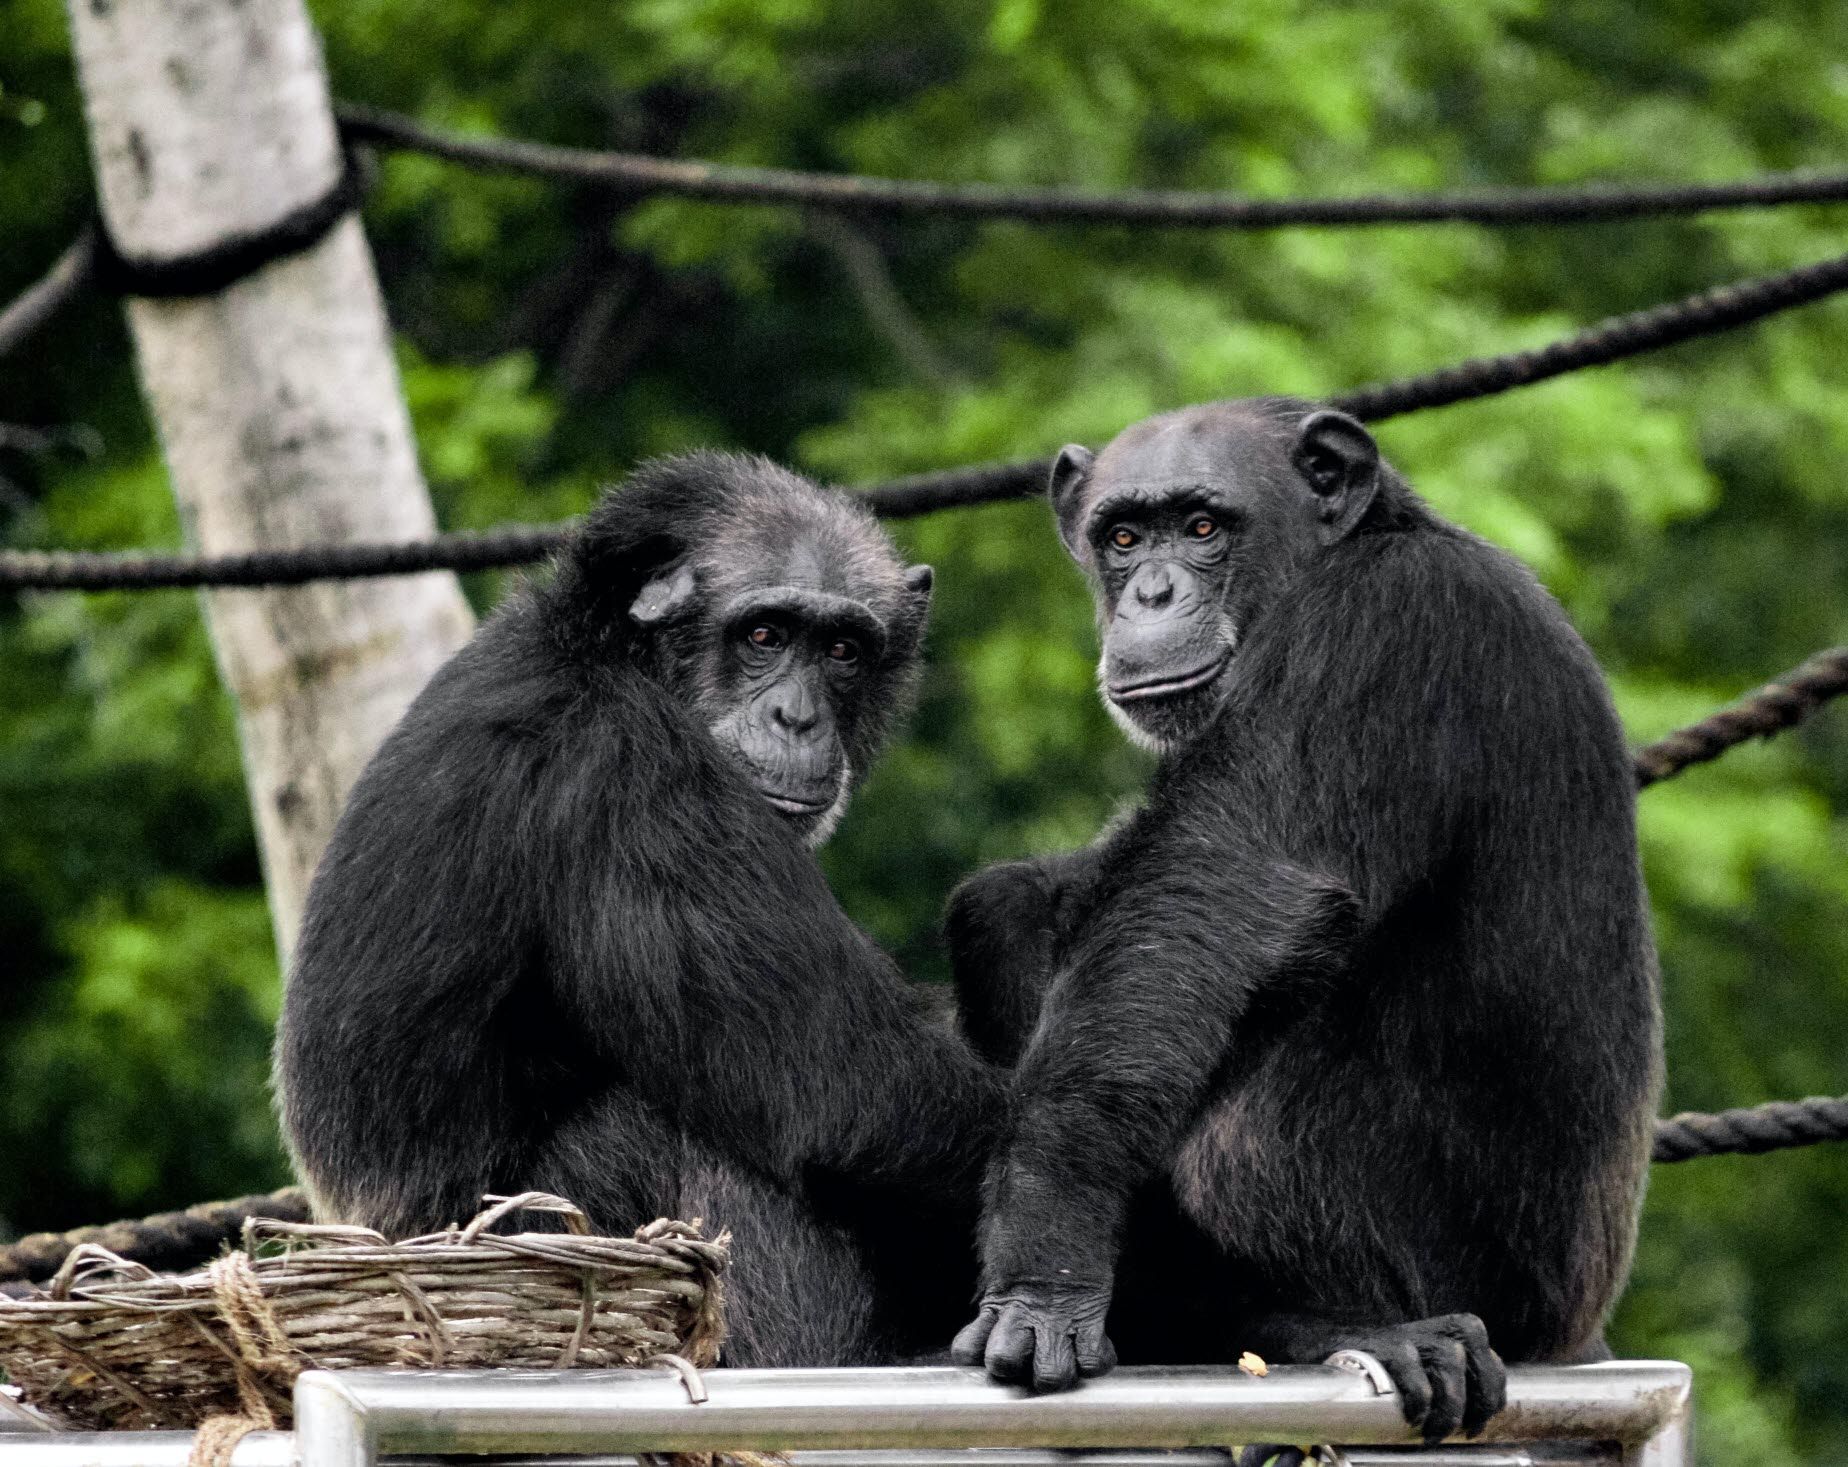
left=0, top=1191, right=729, bottom=1433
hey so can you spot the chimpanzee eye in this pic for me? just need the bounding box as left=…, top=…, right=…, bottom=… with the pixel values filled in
left=1188, top=515, right=1219, bottom=539
left=1109, top=526, right=1139, bottom=551
left=746, top=624, right=786, bottom=650
left=827, top=639, right=860, bottom=665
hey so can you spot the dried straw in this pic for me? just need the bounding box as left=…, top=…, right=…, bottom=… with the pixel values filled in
left=0, top=1192, right=727, bottom=1432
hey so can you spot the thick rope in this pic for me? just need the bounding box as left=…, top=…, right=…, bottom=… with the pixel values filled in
left=0, top=1188, right=309, bottom=1287
left=1653, top=1095, right=1848, bottom=1162
left=1332, top=247, right=1848, bottom=422
left=0, top=151, right=368, bottom=367
left=9, top=129, right=1848, bottom=362
left=1, top=1098, right=1840, bottom=1297
left=87, top=146, right=371, bottom=302
left=1633, top=648, right=1848, bottom=786
left=0, top=524, right=569, bottom=592
left=188, top=1414, right=265, bottom=1467
left=337, top=103, right=1848, bottom=230
left=10, top=243, right=1848, bottom=591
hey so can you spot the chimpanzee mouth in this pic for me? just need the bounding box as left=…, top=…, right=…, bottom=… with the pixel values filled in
left=1108, top=652, right=1232, bottom=705
left=761, top=791, right=831, bottom=817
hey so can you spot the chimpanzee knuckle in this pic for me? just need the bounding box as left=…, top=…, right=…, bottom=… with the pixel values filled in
left=1434, top=1312, right=1489, bottom=1348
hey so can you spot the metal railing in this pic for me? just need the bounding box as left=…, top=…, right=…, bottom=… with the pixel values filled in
left=0, top=1361, right=1693, bottom=1467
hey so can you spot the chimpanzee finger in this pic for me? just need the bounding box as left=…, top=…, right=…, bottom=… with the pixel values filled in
left=1370, top=1337, right=1433, bottom=1435
left=1031, top=1324, right=1077, bottom=1394
left=983, top=1304, right=1040, bottom=1384
left=1416, top=1335, right=1469, bottom=1445
left=1075, top=1320, right=1117, bottom=1378
left=951, top=1305, right=999, bottom=1367
left=1460, top=1341, right=1507, bottom=1438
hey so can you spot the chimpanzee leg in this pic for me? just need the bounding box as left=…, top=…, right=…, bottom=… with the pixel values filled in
left=536, top=1087, right=889, bottom=1364
left=529, top=1089, right=687, bottom=1234
left=677, top=1158, right=895, bottom=1366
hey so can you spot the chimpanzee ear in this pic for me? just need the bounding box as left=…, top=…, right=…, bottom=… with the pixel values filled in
left=1049, top=445, right=1097, bottom=560
left=889, top=563, right=935, bottom=662
left=1292, top=410, right=1380, bottom=543
left=629, top=562, right=700, bottom=628
left=904, top=563, right=935, bottom=613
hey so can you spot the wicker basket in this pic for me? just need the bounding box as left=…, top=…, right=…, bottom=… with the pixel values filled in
left=0, top=1192, right=727, bottom=1432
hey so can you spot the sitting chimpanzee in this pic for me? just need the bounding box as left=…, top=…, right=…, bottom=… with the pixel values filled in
left=949, top=399, right=1661, bottom=1443
left=278, top=452, right=1001, bottom=1366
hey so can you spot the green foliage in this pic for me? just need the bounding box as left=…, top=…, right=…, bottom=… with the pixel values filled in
left=1, top=1, right=1845, bottom=1458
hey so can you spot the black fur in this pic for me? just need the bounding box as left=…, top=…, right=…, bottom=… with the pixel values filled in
left=278, top=452, right=1000, bottom=1364
left=949, top=400, right=1661, bottom=1440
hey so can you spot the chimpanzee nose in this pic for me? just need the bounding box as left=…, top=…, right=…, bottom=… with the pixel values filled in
left=771, top=680, right=820, bottom=734
left=1134, top=566, right=1175, bottom=609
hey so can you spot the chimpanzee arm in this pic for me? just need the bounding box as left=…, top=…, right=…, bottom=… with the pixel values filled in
left=953, top=810, right=1358, bottom=1389
left=947, top=843, right=1114, bottom=1066
left=544, top=728, right=1002, bottom=1210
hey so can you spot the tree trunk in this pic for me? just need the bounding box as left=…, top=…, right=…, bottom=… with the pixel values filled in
left=65, top=0, right=475, bottom=962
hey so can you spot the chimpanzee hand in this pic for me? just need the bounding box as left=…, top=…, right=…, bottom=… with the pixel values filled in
left=1283, top=1313, right=1506, bottom=1444
left=951, top=1278, right=1118, bottom=1392
left=1232, top=1313, right=1504, bottom=1467
left=1349, top=1314, right=1505, bottom=1442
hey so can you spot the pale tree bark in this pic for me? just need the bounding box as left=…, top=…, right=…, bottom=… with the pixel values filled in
left=65, top=0, right=476, bottom=961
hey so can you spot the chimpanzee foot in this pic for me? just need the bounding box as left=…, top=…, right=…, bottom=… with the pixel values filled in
left=1243, top=1311, right=1505, bottom=1446
left=1323, top=1314, right=1506, bottom=1444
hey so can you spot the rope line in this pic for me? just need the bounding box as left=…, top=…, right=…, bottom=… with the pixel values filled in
left=1333, top=247, right=1848, bottom=422
left=9, top=241, right=1848, bottom=590
left=0, top=1189, right=310, bottom=1288
left=0, top=149, right=369, bottom=363
left=337, top=103, right=1848, bottom=230
left=0, top=524, right=570, bottom=592
left=87, top=146, right=371, bottom=301
left=1, top=1096, right=1837, bottom=1288
left=1633, top=648, right=1848, bottom=786
left=9, top=111, right=1848, bottom=361
left=1652, top=1095, right=1848, bottom=1162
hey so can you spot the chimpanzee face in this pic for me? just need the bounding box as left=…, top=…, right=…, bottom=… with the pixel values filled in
left=628, top=486, right=931, bottom=844
left=1051, top=399, right=1382, bottom=753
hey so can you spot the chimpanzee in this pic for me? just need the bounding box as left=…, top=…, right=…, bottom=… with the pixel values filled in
left=278, top=452, right=1001, bottom=1365
left=948, top=399, right=1661, bottom=1444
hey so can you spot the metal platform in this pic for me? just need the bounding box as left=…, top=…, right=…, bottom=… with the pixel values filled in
left=0, top=1361, right=1692, bottom=1467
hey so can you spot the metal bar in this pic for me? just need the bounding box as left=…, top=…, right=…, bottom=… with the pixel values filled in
left=291, top=1363, right=1691, bottom=1467
left=0, top=1443, right=1629, bottom=1467
left=0, top=1434, right=294, bottom=1466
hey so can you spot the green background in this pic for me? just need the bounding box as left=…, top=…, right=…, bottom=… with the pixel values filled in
left=3, top=1, right=1846, bottom=1459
